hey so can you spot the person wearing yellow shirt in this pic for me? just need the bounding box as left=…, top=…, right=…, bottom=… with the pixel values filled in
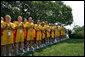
left=5, top=15, right=15, bottom=56
left=26, top=17, right=34, bottom=51
left=34, top=23, right=37, bottom=49
left=34, top=20, right=42, bottom=49
left=54, top=24, right=56, bottom=38
left=23, top=20, right=27, bottom=51
left=24, top=19, right=30, bottom=51
left=60, top=25, right=64, bottom=40
left=14, top=16, right=24, bottom=55
left=58, top=24, right=62, bottom=40
left=40, top=22, right=43, bottom=43
left=41, top=22, right=45, bottom=47
left=52, top=24, right=55, bottom=43
left=53, top=24, right=56, bottom=42
left=55, top=25, right=60, bottom=41
left=31, top=20, right=36, bottom=50
left=63, top=27, right=66, bottom=39
left=23, top=20, right=27, bottom=41
left=50, top=23, right=54, bottom=44
left=30, top=19, right=35, bottom=50
left=1, top=17, right=7, bottom=56
left=43, top=23, right=46, bottom=45
left=43, top=23, right=47, bottom=44
left=40, top=22, right=44, bottom=47
left=33, top=22, right=36, bottom=49
left=44, top=21, right=50, bottom=45
left=61, top=26, right=66, bottom=39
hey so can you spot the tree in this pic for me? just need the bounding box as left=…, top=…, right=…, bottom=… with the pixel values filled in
left=73, top=25, right=84, bottom=33
left=1, top=1, right=73, bottom=25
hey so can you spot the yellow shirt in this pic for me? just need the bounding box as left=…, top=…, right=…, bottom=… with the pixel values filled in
left=14, top=21, right=24, bottom=43
left=43, top=26, right=45, bottom=38
left=6, top=22, right=15, bottom=44
left=30, top=23, right=34, bottom=30
left=1, top=21, right=7, bottom=45
left=23, top=22, right=27, bottom=28
left=50, top=26, right=54, bottom=38
left=58, top=26, right=62, bottom=30
left=44, top=25, right=50, bottom=31
left=34, top=24, right=42, bottom=40
left=34, top=24, right=38, bottom=30
left=1, top=20, right=6, bottom=28
left=34, top=24, right=42, bottom=30
left=26, top=22, right=30, bottom=27
left=50, top=26, right=54, bottom=30
left=53, top=26, right=56, bottom=30
left=14, top=21, right=23, bottom=28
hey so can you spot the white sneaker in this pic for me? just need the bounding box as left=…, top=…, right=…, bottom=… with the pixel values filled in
left=56, top=40, right=58, bottom=43
left=9, top=53, right=12, bottom=56
left=23, top=50, right=26, bottom=53
left=54, top=40, right=56, bottom=43
left=33, top=47, right=35, bottom=51
left=61, top=39, right=62, bottom=41
left=31, top=46, right=34, bottom=51
left=56, top=40, right=57, bottom=43
left=4, top=54, right=6, bottom=56
left=27, top=47, right=29, bottom=51
left=37, top=46, right=39, bottom=49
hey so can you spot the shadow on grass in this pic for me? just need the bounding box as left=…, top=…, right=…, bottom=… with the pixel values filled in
left=20, top=39, right=84, bottom=56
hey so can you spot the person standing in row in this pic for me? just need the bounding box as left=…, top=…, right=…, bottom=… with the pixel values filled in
left=34, top=20, right=42, bottom=48
left=44, top=21, right=50, bottom=45
left=25, top=17, right=34, bottom=51
left=5, top=15, right=15, bottom=56
left=58, top=24, right=62, bottom=40
left=55, top=25, right=60, bottom=41
left=41, top=22, right=45, bottom=47
left=61, top=26, right=66, bottom=39
left=50, top=23, right=55, bottom=44
left=30, top=19, right=35, bottom=50
left=14, top=16, right=24, bottom=55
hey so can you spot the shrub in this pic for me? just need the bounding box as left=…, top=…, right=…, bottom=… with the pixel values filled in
left=78, top=30, right=84, bottom=38
left=69, top=33, right=84, bottom=39
left=70, top=25, right=84, bottom=39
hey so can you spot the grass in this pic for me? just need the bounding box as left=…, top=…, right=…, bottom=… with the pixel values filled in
left=20, top=39, right=84, bottom=56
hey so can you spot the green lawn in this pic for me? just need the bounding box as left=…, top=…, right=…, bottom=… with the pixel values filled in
left=20, top=39, right=84, bottom=56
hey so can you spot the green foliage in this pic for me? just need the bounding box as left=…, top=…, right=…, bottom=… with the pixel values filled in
left=70, top=33, right=84, bottom=39
left=1, top=1, right=73, bottom=25
left=70, top=25, right=84, bottom=39
left=77, top=30, right=84, bottom=38
left=73, top=25, right=84, bottom=33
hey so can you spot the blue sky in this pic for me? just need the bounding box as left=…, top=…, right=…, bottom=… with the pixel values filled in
left=62, top=1, right=84, bottom=30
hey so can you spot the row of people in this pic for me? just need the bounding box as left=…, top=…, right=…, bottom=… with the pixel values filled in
left=1, top=15, right=66, bottom=56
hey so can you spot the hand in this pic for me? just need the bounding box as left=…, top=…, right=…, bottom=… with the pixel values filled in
left=6, top=24, right=8, bottom=27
